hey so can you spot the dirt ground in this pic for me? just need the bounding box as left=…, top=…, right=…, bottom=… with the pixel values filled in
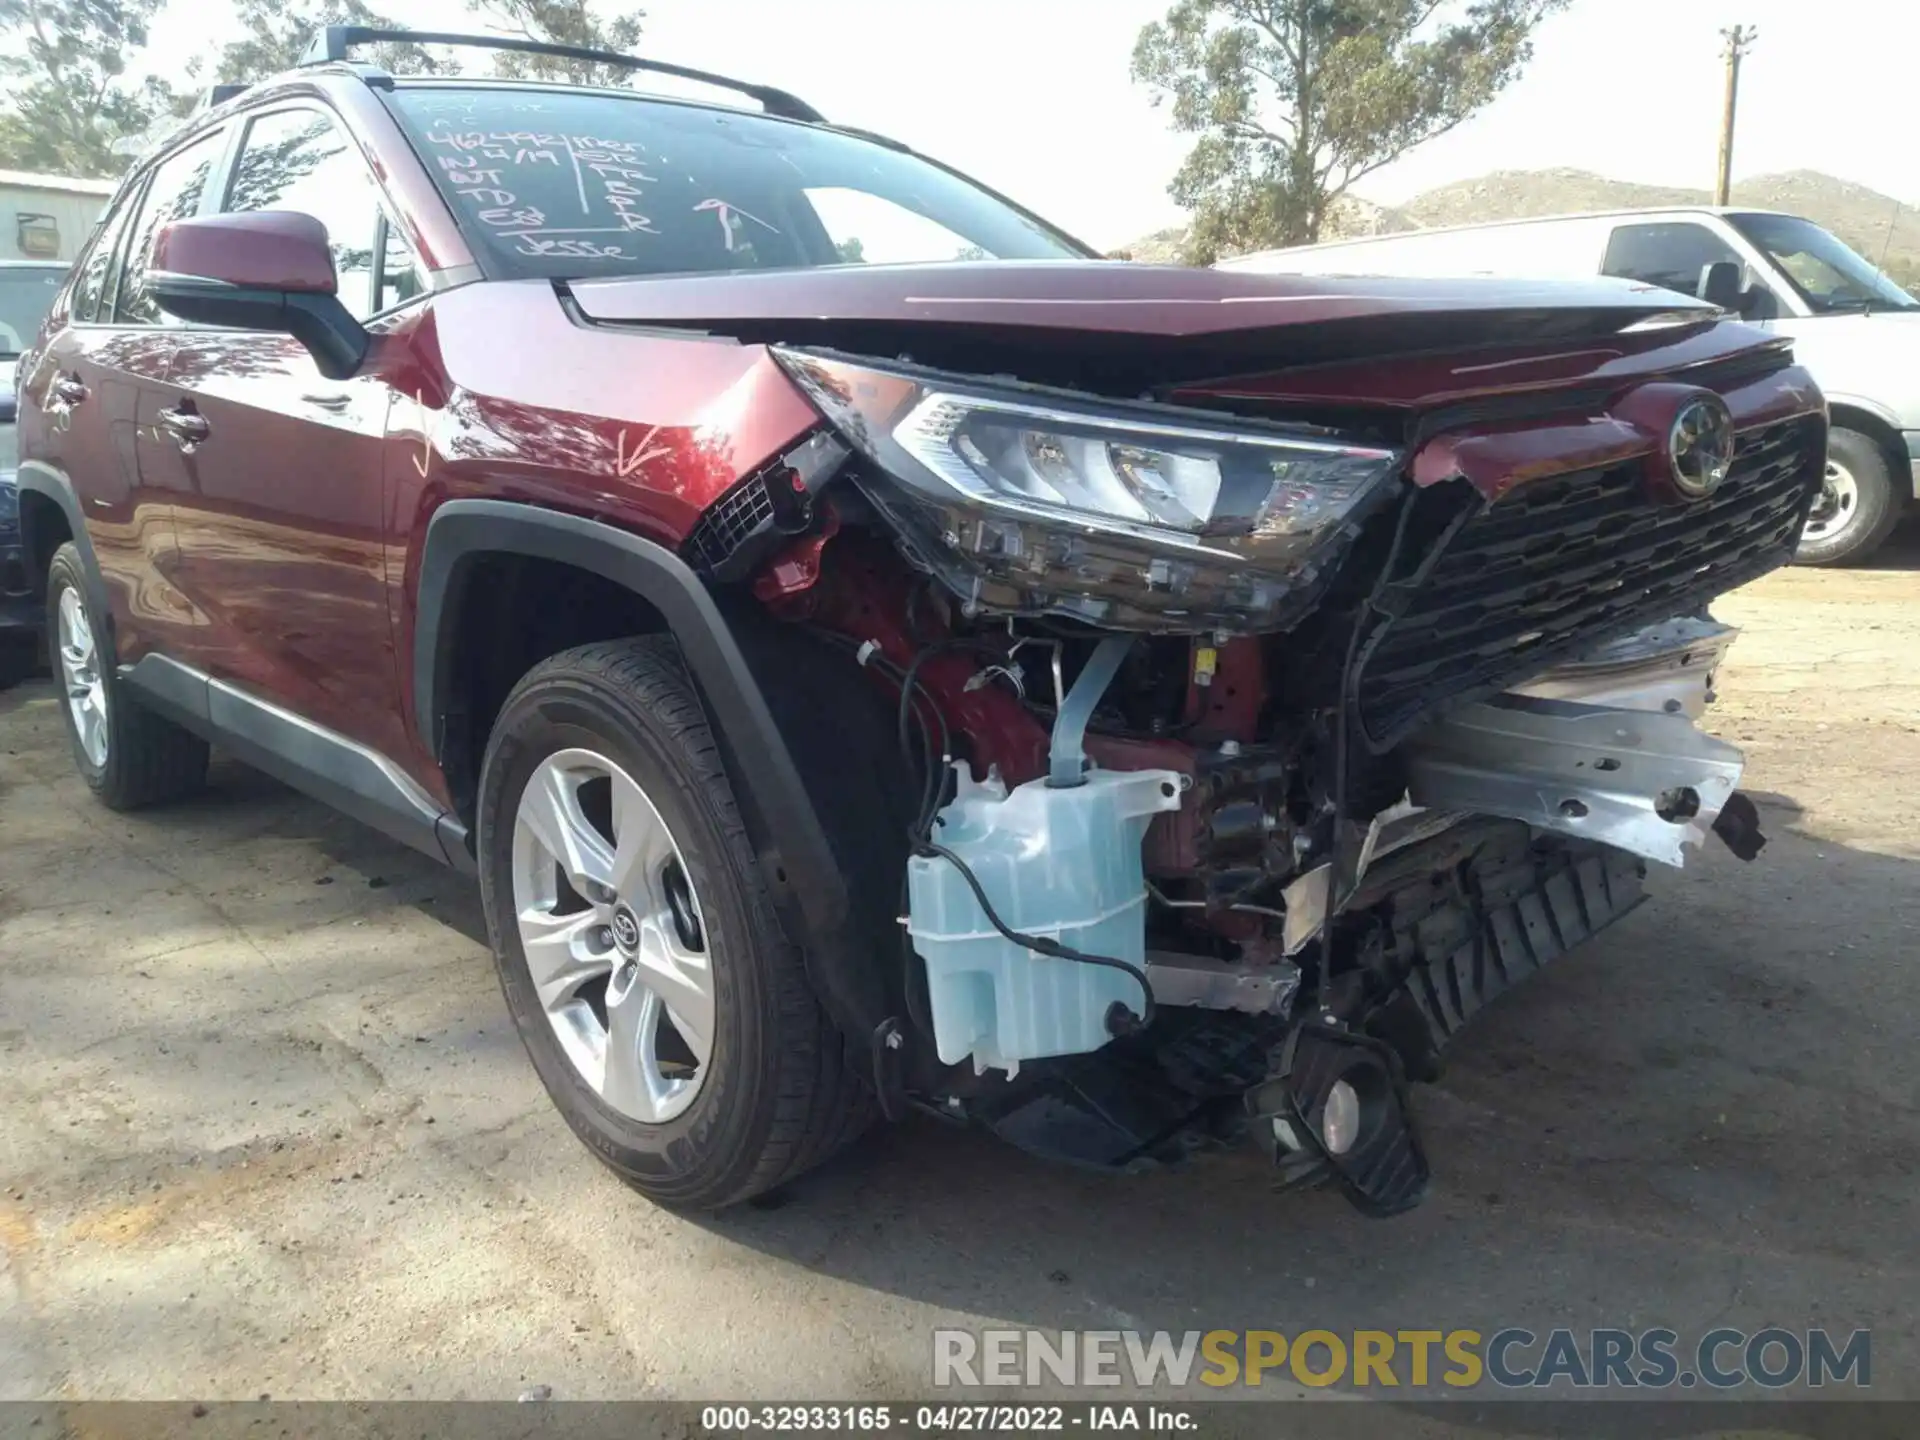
left=2, top=541, right=1918, bottom=1408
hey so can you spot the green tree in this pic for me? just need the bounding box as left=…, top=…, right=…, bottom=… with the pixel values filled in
left=1133, top=0, right=1567, bottom=263
left=0, top=0, right=172, bottom=176
left=467, top=0, right=645, bottom=86
left=210, top=0, right=449, bottom=84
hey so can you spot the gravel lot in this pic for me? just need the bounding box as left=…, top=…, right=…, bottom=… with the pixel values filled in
left=2, top=544, right=1918, bottom=1407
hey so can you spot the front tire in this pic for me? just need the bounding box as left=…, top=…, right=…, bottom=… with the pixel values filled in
left=1796, top=428, right=1901, bottom=566
left=476, top=636, right=871, bottom=1210
left=47, top=543, right=208, bottom=809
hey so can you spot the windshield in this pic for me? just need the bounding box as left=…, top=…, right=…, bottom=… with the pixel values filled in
left=1729, top=213, right=1919, bottom=314
left=385, top=85, right=1087, bottom=280
left=0, top=266, right=66, bottom=357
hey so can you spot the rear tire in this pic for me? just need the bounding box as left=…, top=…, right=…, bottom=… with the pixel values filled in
left=47, top=543, right=208, bottom=809
left=476, top=635, right=871, bottom=1210
left=1796, top=428, right=1901, bottom=566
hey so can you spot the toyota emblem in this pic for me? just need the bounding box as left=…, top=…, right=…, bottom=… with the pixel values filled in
left=1667, top=395, right=1736, bottom=499
left=610, top=904, right=643, bottom=954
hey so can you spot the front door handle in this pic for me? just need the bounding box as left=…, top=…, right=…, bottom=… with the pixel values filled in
left=50, top=375, right=88, bottom=406
left=300, top=392, right=351, bottom=411
left=157, top=404, right=210, bottom=452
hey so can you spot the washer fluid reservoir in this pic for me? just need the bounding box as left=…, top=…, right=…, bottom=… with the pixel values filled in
left=906, top=763, right=1186, bottom=1075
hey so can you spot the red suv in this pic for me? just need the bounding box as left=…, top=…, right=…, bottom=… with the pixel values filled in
left=15, top=28, right=1824, bottom=1215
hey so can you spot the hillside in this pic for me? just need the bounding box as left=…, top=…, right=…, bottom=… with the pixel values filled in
left=1125, top=168, right=1920, bottom=289
left=1112, top=193, right=1408, bottom=262
left=1396, top=167, right=1703, bottom=227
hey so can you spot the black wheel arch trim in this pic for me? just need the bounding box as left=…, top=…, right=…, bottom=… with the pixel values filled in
left=414, top=499, right=878, bottom=1049
left=16, top=461, right=112, bottom=639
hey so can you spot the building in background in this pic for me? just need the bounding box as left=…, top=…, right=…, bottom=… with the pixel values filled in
left=0, top=171, right=116, bottom=264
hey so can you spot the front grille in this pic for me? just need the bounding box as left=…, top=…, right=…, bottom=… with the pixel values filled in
left=1356, top=416, right=1819, bottom=750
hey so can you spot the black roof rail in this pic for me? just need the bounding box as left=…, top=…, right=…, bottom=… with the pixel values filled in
left=298, top=26, right=826, bottom=124
left=826, top=125, right=910, bottom=154
left=190, top=82, right=250, bottom=114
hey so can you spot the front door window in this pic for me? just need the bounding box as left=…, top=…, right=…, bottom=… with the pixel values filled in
left=1602, top=221, right=1780, bottom=319
left=224, top=107, right=421, bottom=319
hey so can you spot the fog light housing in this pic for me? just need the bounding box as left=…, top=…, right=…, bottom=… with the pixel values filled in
left=1248, top=1024, right=1430, bottom=1216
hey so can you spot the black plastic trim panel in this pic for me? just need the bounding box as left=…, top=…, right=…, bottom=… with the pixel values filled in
left=119, top=653, right=463, bottom=867
left=1379, top=824, right=1647, bottom=1056
left=413, top=500, right=879, bottom=1046
left=14, top=462, right=112, bottom=639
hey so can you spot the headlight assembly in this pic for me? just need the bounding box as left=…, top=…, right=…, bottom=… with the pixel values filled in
left=773, top=348, right=1402, bottom=633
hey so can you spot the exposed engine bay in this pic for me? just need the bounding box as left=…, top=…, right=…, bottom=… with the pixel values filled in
left=677, top=320, right=1826, bottom=1217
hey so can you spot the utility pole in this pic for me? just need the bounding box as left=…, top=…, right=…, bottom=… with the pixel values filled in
left=1716, top=24, right=1757, bottom=206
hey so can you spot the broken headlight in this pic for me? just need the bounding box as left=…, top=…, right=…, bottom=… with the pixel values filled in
left=773, top=349, right=1402, bottom=632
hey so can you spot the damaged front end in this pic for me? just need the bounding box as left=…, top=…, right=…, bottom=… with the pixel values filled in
left=774, top=349, right=1407, bottom=634
left=674, top=309, right=1825, bottom=1217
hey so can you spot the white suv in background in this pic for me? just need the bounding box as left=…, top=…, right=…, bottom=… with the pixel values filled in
left=1223, top=209, right=1920, bottom=566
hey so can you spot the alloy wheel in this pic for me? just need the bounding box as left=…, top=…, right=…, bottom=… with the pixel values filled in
left=1803, top=460, right=1859, bottom=544
left=510, top=748, right=714, bottom=1124
left=56, top=587, right=108, bottom=767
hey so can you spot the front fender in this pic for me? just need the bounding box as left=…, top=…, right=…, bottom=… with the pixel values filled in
left=414, top=498, right=898, bottom=1055
left=1821, top=391, right=1907, bottom=432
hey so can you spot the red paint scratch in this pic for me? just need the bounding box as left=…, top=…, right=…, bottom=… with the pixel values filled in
left=617, top=425, right=672, bottom=476
left=410, top=391, right=432, bottom=478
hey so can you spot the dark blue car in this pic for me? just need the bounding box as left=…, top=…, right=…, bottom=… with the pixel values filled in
left=2, top=259, right=69, bottom=684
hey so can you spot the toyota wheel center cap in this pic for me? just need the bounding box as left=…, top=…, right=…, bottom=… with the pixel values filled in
left=610, top=904, right=642, bottom=955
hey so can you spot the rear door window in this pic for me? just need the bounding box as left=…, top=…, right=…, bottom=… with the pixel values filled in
left=68, top=188, right=140, bottom=324
left=114, top=129, right=226, bottom=326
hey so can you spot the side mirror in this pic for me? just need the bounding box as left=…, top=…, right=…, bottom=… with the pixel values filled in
left=149, top=211, right=368, bottom=379
left=1735, top=284, right=1774, bottom=320
left=1696, top=260, right=1744, bottom=313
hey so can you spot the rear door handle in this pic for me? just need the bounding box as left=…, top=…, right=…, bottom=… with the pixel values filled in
left=157, top=404, right=210, bottom=451
left=50, top=375, right=87, bottom=406
left=301, top=392, right=351, bottom=411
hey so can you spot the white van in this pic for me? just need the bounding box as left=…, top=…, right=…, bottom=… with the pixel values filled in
left=1222, top=209, right=1920, bottom=565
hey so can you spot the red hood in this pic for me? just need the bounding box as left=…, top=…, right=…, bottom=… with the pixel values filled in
left=566, top=260, right=1711, bottom=339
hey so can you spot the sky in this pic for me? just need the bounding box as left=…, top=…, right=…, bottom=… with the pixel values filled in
left=145, top=0, right=1914, bottom=251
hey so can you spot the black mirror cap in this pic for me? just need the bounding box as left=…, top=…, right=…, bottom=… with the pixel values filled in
left=151, top=277, right=368, bottom=381
left=285, top=293, right=370, bottom=380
